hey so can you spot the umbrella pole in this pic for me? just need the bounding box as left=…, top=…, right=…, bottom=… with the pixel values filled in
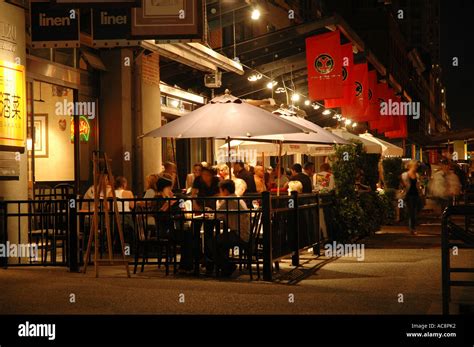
left=227, top=137, right=232, bottom=179
left=171, top=138, right=180, bottom=190
left=277, top=141, right=282, bottom=197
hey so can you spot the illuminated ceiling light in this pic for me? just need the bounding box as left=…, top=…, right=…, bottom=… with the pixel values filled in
left=352, top=122, right=357, bottom=128
left=341, top=117, right=346, bottom=121
left=170, top=99, right=180, bottom=108
left=291, top=93, right=300, bottom=102
left=322, top=109, right=331, bottom=115
left=304, top=100, right=310, bottom=106
left=332, top=115, right=337, bottom=119
left=441, top=89, right=445, bottom=93
left=275, top=87, right=286, bottom=94
left=266, top=81, right=277, bottom=89
left=251, top=8, right=261, bottom=20
left=312, top=104, right=320, bottom=110
left=345, top=119, right=352, bottom=125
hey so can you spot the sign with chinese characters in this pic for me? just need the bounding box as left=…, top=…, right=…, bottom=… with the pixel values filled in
left=0, top=60, right=26, bottom=149
left=70, top=115, right=91, bottom=143
left=131, top=0, right=204, bottom=42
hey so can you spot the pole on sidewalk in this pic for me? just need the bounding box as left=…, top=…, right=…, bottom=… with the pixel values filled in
left=262, top=191, right=272, bottom=281
left=291, top=190, right=300, bottom=267
left=68, top=194, right=79, bottom=272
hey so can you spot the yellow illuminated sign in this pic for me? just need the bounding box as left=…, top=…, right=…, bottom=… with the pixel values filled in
left=0, top=60, right=26, bottom=148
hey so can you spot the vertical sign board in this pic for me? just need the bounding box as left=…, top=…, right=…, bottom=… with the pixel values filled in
left=0, top=60, right=26, bottom=178
left=131, top=0, right=204, bottom=42
left=91, top=8, right=140, bottom=47
left=30, top=1, right=80, bottom=48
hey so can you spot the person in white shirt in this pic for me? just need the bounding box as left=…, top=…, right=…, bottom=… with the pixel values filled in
left=185, top=163, right=203, bottom=193
left=314, top=163, right=335, bottom=192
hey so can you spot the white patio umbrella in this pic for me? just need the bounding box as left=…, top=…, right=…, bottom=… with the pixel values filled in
left=229, top=109, right=350, bottom=194
left=142, top=90, right=311, bottom=179
left=359, top=132, right=403, bottom=157
left=329, top=128, right=382, bottom=154
left=143, top=91, right=311, bottom=139
left=219, top=140, right=334, bottom=157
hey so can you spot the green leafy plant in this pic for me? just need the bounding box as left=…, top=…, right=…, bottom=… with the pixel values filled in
left=382, top=157, right=403, bottom=189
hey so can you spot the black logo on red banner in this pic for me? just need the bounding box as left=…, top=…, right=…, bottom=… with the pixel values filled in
left=368, top=88, right=373, bottom=100
left=315, top=54, right=334, bottom=75
left=355, top=81, right=362, bottom=96
left=342, top=66, right=348, bottom=81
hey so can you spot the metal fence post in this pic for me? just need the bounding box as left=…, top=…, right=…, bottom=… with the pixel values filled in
left=262, top=191, right=272, bottom=281
left=0, top=199, right=7, bottom=268
left=68, top=194, right=79, bottom=272
left=441, top=207, right=450, bottom=315
left=291, top=191, right=299, bottom=266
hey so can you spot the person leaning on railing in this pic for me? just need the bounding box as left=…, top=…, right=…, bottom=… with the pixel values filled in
left=214, top=179, right=251, bottom=277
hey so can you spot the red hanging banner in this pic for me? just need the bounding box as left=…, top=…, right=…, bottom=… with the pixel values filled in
left=306, top=30, right=343, bottom=101
left=324, top=43, right=353, bottom=108
left=341, top=63, right=368, bottom=121
left=361, top=70, right=379, bottom=121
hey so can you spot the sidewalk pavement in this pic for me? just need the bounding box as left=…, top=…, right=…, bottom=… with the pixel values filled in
left=1, top=223, right=473, bottom=314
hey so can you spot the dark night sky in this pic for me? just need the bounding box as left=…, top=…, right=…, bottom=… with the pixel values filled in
left=441, top=0, right=474, bottom=130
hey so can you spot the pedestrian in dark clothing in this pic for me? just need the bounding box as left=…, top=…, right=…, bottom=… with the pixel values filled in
left=290, top=163, right=313, bottom=193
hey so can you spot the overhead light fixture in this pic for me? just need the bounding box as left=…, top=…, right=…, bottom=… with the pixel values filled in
left=322, top=109, right=331, bottom=115
left=345, top=119, right=352, bottom=125
left=275, top=87, right=286, bottom=94
left=266, top=81, right=278, bottom=89
left=441, top=89, right=445, bottom=93
left=251, top=8, right=261, bottom=20
left=312, top=104, right=320, bottom=110
left=170, top=99, right=180, bottom=108
left=247, top=73, right=262, bottom=82
left=341, top=117, right=346, bottom=121
left=304, top=100, right=310, bottom=106
left=352, top=122, right=357, bottom=128
left=291, top=94, right=300, bottom=102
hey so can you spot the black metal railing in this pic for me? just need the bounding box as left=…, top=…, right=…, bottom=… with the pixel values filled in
left=0, top=192, right=331, bottom=281
left=441, top=205, right=474, bottom=314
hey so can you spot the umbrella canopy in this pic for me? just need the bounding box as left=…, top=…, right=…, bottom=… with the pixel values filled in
left=329, top=128, right=382, bottom=154
left=231, top=110, right=350, bottom=145
left=220, top=140, right=334, bottom=156
left=359, top=132, right=403, bottom=157
left=142, top=91, right=310, bottom=139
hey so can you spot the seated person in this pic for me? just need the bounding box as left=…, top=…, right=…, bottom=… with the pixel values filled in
left=214, top=179, right=251, bottom=277
left=114, top=176, right=135, bottom=211
left=143, top=174, right=159, bottom=198
left=82, top=176, right=113, bottom=210
left=287, top=180, right=303, bottom=195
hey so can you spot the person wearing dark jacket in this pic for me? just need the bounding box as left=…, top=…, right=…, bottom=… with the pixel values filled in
left=232, top=161, right=257, bottom=193
left=290, top=163, right=313, bottom=193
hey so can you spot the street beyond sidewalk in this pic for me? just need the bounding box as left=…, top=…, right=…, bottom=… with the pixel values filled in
left=1, top=224, right=473, bottom=314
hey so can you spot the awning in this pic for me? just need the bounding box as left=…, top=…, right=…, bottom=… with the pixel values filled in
left=329, top=128, right=382, bottom=154
left=359, top=133, right=403, bottom=157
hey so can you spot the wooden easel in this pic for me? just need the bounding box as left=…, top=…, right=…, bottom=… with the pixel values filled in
left=82, top=152, right=131, bottom=278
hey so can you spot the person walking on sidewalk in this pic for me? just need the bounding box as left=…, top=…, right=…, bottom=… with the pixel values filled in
left=401, top=161, right=423, bottom=235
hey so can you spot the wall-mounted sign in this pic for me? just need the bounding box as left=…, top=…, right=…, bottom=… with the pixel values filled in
left=30, top=1, right=80, bottom=48
left=91, top=7, right=140, bottom=47
left=131, top=0, right=204, bottom=42
left=70, top=115, right=91, bottom=143
left=0, top=151, right=20, bottom=179
left=0, top=60, right=26, bottom=151
left=53, top=0, right=140, bottom=6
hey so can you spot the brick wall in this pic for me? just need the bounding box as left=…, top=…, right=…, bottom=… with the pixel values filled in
left=141, top=53, right=160, bottom=87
